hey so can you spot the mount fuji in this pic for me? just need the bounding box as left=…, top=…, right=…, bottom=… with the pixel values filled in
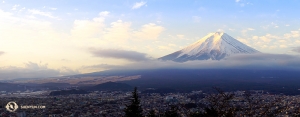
left=159, top=32, right=260, bottom=62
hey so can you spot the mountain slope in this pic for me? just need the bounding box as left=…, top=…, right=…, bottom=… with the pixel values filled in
left=159, top=32, right=260, bottom=62
left=86, top=82, right=133, bottom=91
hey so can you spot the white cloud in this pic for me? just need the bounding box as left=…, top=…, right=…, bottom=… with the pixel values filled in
left=70, top=12, right=164, bottom=43
left=95, top=53, right=300, bottom=71
left=229, top=28, right=235, bottom=31
left=259, top=34, right=280, bottom=43
left=70, top=11, right=111, bottom=40
left=11, top=4, right=20, bottom=10
left=217, top=29, right=224, bottom=32
left=241, top=28, right=255, bottom=35
left=2, top=1, right=5, bottom=3
left=0, top=62, right=79, bottom=79
left=49, top=7, right=57, bottom=10
left=235, top=0, right=240, bottom=2
left=19, top=7, right=26, bottom=12
left=133, top=23, right=165, bottom=40
left=71, top=17, right=105, bottom=39
left=157, top=43, right=178, bottom=51
left=89, top=48, right=151, bottom=61
left=132, top=1, right=147, bottom=9
left=284, top=30, right=300, bottom=39
left=103, top=20, right=132, bottom=42
left=176, top=34, right=184, bottom=39
left=0, top=9, right=12, bottom=16
left=28, top=9, right=58, bottom=19
left=279, top=45, right=287, bottom=48
left=99, top=11, right=110, bottom=17
left=247, top=28, right=255, bottom=30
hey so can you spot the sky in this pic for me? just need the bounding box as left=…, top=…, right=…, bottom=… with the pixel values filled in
left=1, top=0, right=300, bottom=79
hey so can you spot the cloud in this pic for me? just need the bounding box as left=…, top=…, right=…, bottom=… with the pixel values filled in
left=0, top=51, right=4, bottom=56
left=99, top=53, right=300, bottom=71
left=71, top=11, right=108, bottom=39
left=176, top=35, right=185, bottom=39
left=0, top=62, right=79, bottom=79
left=258, top=34, right=280, bottom=43
left=27, top=9, right=58, bottom=19
left=49, top=7, right=57, bottom=10
left=292, top=47, right=300, bottom=53
left=132, top=1, right=147, bottom=9
left=59, top=67, right=80, bottom=76
left=72, top=19, right=104, bottom=38
left=284, top=30, right=300, bottom=39
left=12, top=4, right=20, bottom=10
left=102, top=21, right=164, bottom=42
left=133, top=23, right=165, bottom=40
left=247, top=28, right=255, bottom=30
left=103, top=20, right=131, bottom=41
left=70, top=12, right=164, bottom=42
left=235, top=0, right=240, bottom=2
left=99, top=11, right=110, bottom=17
left=241, top=28, right=255, bottom=35
left=81, top=64, right=119, bottom=71
left=89, top=48, right=151, bottom=61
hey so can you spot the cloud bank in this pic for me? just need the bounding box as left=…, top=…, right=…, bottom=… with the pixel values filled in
left=292, top=46, right=300, bottom=53
left=91, top=53, right=300, bottom=71
left=89, top=48, right=152, bottom=61
left=0, top=62, right=79, bottom=80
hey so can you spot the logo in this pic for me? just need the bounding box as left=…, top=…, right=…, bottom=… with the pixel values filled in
left=5, top=101, right=18, bottom=112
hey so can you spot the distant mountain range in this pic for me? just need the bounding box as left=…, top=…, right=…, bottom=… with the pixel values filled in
left=159, top=32, right=259, bottom=62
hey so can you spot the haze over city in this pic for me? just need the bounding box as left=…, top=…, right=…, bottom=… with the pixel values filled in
left=1, top=0, right=300, bottom=79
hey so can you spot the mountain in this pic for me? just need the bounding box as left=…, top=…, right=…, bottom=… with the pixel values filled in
left=49, top=89, right=88, bottom=96
left=159, top=32, right=260, bottom=62
left=85, top=82, right=133, bottom=91
left=0, top=82, right=27, bottom=92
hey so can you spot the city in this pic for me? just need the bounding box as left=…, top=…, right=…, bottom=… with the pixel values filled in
left=1, top=88, right=300, bottom=117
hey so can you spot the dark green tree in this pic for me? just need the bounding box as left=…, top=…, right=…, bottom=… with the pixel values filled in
left=147, top=109, right=156, bottom=117
left=124, top=87, right=143, bottom=117
left=164, top=105, right=180, bottom=117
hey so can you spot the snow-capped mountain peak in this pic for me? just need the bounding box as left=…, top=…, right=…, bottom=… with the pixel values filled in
left=159, top=32, right=260, bottom=62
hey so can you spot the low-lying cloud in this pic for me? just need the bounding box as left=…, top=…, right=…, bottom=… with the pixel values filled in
left=93, top=53, right=300, bottom=71
left=90, top=48, right=152, bottom=61
left=292, top=46, right=300, bottom=53
left=82, top=64, right=119, bottom=69
left=0, top=62, right=79, bottom=80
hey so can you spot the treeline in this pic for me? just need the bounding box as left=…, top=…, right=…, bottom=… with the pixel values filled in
left=123, top=87, right=300, bottom=117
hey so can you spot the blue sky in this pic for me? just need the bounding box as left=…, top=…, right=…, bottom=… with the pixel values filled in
left=0, top=0, right=300, bottom=79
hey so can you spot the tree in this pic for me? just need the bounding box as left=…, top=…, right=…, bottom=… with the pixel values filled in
left=164, top=105, right=180, bottom=117
left=124, top=87, right=143, bottom=117
left=147, top=109, right=156, bottom=117
left=204, top=87, right=236, bottom=117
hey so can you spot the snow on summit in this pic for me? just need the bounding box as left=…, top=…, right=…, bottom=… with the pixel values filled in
left=159, top=32, right=260, bottom=62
